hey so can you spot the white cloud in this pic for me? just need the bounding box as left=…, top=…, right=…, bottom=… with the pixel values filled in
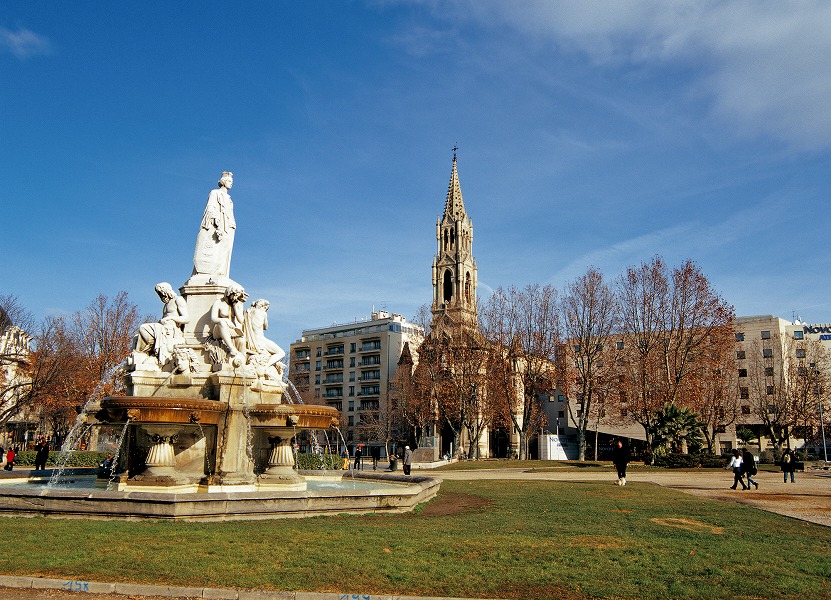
left=433, top=0, right=831, bottom=150
left=0, top=26, right=51, bottom=59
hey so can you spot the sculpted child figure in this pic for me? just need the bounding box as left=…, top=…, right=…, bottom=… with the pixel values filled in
left=211, top=284, right=247, bottom=364
left=193, top=171, right=236, bottom=278
left=135, top=282, right=189, bottom=368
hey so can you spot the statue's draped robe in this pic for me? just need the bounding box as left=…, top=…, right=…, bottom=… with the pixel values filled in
left=193, top=188, right=236, bottom=276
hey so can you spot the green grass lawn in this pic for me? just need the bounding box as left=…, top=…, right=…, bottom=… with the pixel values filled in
left=1, top=480, right=829, bottom=599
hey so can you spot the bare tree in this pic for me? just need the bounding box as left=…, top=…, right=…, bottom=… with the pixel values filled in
left=690, top=325, right=738, bottom=454
left=71, top=291, right=144, bottom=395
left=560, top=268, right=618, bottom=461
left=615, top=257, right=734, bottom=454
left=480, top=284, right=558, bottom=459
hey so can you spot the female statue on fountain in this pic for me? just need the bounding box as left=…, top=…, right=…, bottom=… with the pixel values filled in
left=193, top=171, right=236, bottom=279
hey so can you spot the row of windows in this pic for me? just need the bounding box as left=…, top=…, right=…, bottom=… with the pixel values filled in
left=736, top=329, right=806, bottom=342
left=314, top=355, right=382, bottom=370
left=324, top=399, right=379, bottom=414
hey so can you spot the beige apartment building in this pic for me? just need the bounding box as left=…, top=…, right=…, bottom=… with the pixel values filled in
left=288, top=310, right=424, bottom=451
left=545, top=314, right=830, bottom=460
left=733, top=314, right=830, bottom=458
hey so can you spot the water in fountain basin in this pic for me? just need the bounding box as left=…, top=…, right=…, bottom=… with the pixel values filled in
left=48, top=360, right=128, bottom=488
left=48, top=424, right=94, bottom=487
left=241, top=382, right=255, bottom=466
left=105, top=420, right=131, bottom=491
left=333, top=427, right=356, bottom=479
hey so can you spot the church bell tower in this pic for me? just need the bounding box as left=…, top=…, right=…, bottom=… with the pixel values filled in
left=431, top=150, right=478, bottom=331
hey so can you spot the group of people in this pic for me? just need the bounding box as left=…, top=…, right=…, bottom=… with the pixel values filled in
left=339, top=445, right=414, bottom=474
left=0, top=446, right=15, bottom=471
left=725, top=448, right=759, bottom=490
left=0, top=437, right=51, bottom=472
left=726, top=448, right=800, bottom=489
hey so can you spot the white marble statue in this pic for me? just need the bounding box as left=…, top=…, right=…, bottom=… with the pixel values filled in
left=243, top=299, right=286, bottom=380
left=210, top=284, right=247, bottom=364
left=134, top=282, right=189, bottom=368
left=193, top=171, right=236, bottom=278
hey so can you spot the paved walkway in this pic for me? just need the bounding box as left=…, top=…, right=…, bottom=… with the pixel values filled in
left=432, top=466, right=831, bottom=527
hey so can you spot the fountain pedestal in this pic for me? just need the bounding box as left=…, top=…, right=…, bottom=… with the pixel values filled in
left=259, top=427, right=305, bottom=490
left=142, top=425, right=181, bottom=477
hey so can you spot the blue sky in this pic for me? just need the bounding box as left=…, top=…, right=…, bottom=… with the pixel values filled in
left=3, top=1, right=831, bottom=349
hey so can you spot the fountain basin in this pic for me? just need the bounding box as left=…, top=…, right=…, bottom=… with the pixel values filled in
left=100, top=397, right=228, bottom=425
left=0, top=472, right=439, bottom=521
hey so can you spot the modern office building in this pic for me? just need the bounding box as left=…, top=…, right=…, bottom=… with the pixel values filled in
left=288, top=310, right=424, bottom=448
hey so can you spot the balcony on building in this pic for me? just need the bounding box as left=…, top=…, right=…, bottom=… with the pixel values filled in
left=323, top=388, right=344, bottom=398
left=359, top=370, right=381, bottom=382
left=359, top=356, right=381, bottom=367
left=323, top=374, right=344, bottom=384
left=323, top=360, right=344, bottom=370
left=359, top=340, right=382, bottom=352
left=359, top=400, right=380, bottom=411
left=324, top=344, right=345, bottom=356
left=294, top=348, right=311, bottom=360
left=327, top=401, right=342, bottom=411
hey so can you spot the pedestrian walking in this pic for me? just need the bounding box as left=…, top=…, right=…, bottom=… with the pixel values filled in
left=3, top=447, right=15, bottom=471
left=353, top=445, right=362, bottom=471
left=403, top=445, right=413, bottom=475
left=371, top=445, right=380, bottom=471
left=725, top=449, right=747, bottom=489
left=781, top=449, right=796, bottom=483
left=612, top=439, right=630, bottom=486
left=34, top=437, right=50, bottom=471
left=741, top=448, right=758, bottom=490
left=341, top=448, right=349, bottom=470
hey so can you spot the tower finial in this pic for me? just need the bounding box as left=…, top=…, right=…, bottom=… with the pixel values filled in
left=452, top=144, right=459, bottom=161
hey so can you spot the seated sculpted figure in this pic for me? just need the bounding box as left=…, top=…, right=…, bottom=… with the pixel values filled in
left=243, top=299, right=286, bottom=379
left=210, top=284, right=246, bottom=364
left=134, top=282, right=189, bottom=368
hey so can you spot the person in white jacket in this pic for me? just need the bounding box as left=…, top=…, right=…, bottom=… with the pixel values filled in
left=725, top=448, right=747, bottom=490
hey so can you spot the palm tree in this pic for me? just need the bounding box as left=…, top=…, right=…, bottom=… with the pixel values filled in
left=649, top=403, right=704, bottom=454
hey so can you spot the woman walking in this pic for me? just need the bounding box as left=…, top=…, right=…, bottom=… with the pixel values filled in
left=612, top=439, right=630, bottom=486
left=726, top=449, right=747, bottom=490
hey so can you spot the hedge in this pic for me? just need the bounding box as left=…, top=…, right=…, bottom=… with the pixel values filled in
left=652, top=452, right=729, bottom=468
left=295, top=452, right=344, bottom=471
left=8, top=451, right=108, bottom=468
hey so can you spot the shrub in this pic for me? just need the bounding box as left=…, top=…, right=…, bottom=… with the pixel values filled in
left=12, top=451, right=108, bottom=468
left=295, top=453, right=342, bottom=471
left=652, top=452, right=726, bottom=468
left=653, top=452, right=699, bottom=468
left=759, top=450, right=775, bottom=464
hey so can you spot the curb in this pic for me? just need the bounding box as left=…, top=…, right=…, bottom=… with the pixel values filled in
left=0, top=575, right=505, bottom=600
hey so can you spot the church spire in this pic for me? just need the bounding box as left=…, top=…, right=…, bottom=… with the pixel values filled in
left=431, top=148, right=477, bottom=331
left=443, top=146, right=466, bottom=222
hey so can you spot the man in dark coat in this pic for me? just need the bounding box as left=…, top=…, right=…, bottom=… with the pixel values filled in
left=741, top=448, right=758, bottom=489
left=34, top=437, right=50, bottom=471
left=612, top=439, right=630, bottom=486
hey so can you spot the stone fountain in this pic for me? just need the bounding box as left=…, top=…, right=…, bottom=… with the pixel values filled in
left=0, top=172, right=439, bottom=519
